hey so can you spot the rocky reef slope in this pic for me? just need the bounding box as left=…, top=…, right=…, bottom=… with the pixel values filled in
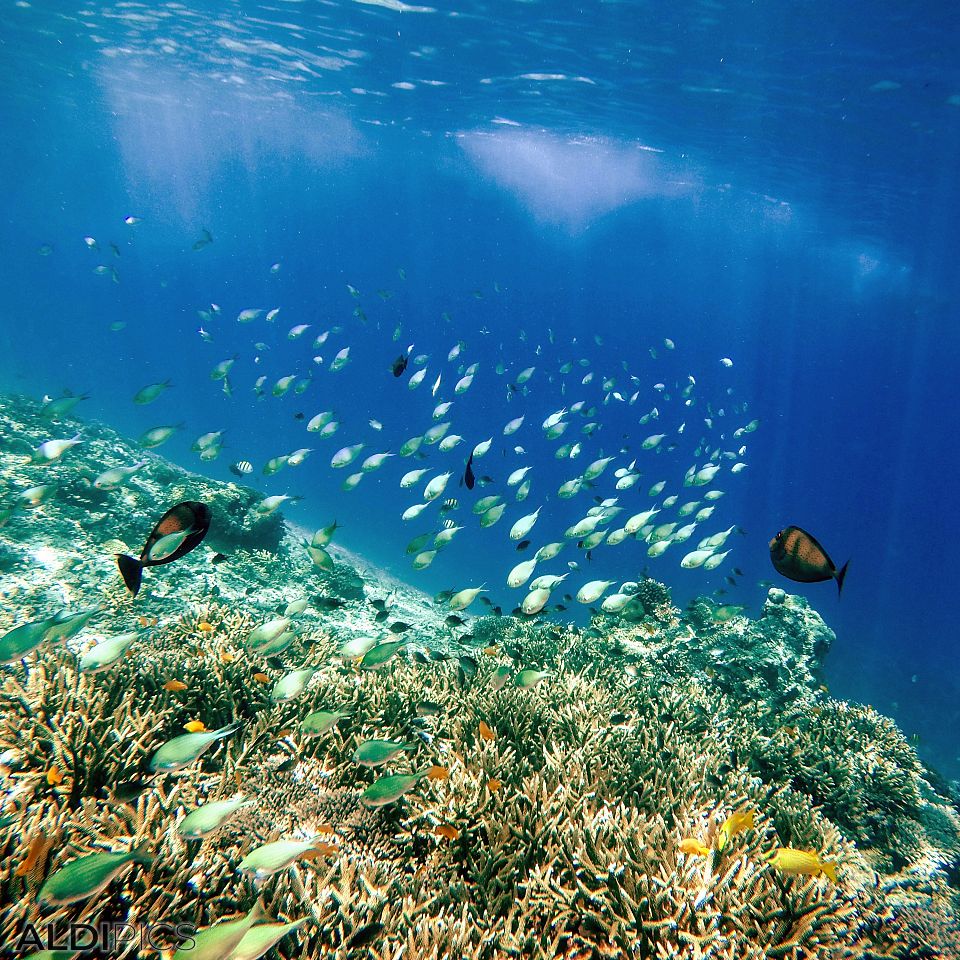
left=1, top=393, right=958, bottom=959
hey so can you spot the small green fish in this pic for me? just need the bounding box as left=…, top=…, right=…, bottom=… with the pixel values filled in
left=360, top=771, right=427, bottom=807
left=178, top=796, right=254, bottom=840
left=149, top=723, right=239, bottom=773
left=237, top=839, right=320, bottom=879
left=712, top=604, right=745, bottom=622
left=514, top=669, right=550, bottom=689
left=360, top=640, right=405, bottom=670
left=352, top=739, right=418, bottom=768
left=41, top=391, right=89, bottom=419
left=45, top=606, right=100, bottom=643
left=398, top=435, right=423, bottom=457
left=147, top=527, right=195, bottom=563
left=78, top=631, right=139, bottom=673
left=262, top=455, right=289, bottom=477
left=337, top=636, right=377, bottom=659
left=270, top=668, right=317, bottom=702
left=19, top=484, right=58, bottom=509
left=32, top=434, right=82, bottom=463
left=139, top=424, right=182, bottom=448
left=229, top=917, right=310, bottom=960
left=172, top=900, right=268, bottom=960
left=133, top=380, right=172, bottom=404
left=247, top=617, right=291, bottom=649
left=0, top=615, right=58, bottom=664
left=308, top=543, right=334, bottom=571
left=448, top=586, right=486, bottom=611
left=94, top=460, right=148, bottom=491
left=300, top=709, right=350, bottom=736
left=312, top=521, right=340, bottom=547
left=39, top=843, right=152, bottom=906
left=257, top=630, right=297, bottom=657
left=284, top=597, right=309, bottom=617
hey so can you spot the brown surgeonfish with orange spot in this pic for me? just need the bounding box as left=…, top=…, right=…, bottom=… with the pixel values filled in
left=769, top=526, right=848, bottom=595
left=116, top=501, right=211, bottom=596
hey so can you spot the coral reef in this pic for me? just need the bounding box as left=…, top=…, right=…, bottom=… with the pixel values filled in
left=1, top=395, right=959, bottom=958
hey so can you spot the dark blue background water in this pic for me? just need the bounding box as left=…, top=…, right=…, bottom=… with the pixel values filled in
left=1, top=2, right=958, bottom=777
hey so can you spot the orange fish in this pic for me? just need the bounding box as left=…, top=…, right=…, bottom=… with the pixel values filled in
left=316, top=824, right=336, bottom=836
left=487, top=778, right=502, bottom=792
left=14, top=831, right=52, bottom=878
left=197, top=621, right=214, bottom=632
left=769, top=526, right=848, bottom=595
left=478, top=721, right=496, bottom=742
left=483, top=646, right=499, bottom=656
left=163, top=680, right=188, bottom=692
left=220, top=651, right=236, bottom=664
left=433, top=824, right=460, bottom=840
left=679, top=837, right=710, bottom=857
left=138, top=615, right=159, bottom=628
left=252, top=672, right=270, bottom=684
left=303, top=842, right=339, bottom=858
left=427, top=765, right=449, bottom=781
left=46, top=766, right=63, bottom=786
left=183, top=720, right=207, bottom=733
left=275, top=728, right=293, bottom=739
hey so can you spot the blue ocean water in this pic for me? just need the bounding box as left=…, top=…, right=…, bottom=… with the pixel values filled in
left=1, top=1, right=958, bottom=777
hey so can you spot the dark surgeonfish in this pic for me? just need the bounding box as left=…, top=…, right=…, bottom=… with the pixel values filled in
left=116, top=501, right=212, bottom=596
left=391, top=353, right=409, bottom=377
left=461, top=452, right=475, bottom=490
left=769, top=525, right=848, bottom=595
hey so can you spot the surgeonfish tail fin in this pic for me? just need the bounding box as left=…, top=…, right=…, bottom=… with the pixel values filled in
left=116, top=554, right=144, bottom=596
left=835, top=560, right=850, bottom=596
left=821, top=860, right=838, bottom=883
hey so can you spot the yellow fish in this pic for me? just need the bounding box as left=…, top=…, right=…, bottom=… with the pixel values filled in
left=197, top=621, right=214, bottom=632
left=487, top=778, right=502, bottom=793
left=769, top=847, right=837, bottom=882
left=183, top=720, right=207, bottom=733
left=478, top=720, right=496, bottom=741
left=427, top=765, right=449, bottom=781
left=678, top=837, right=710, bottom=857
left=163, top=679, right=188, bottom=692
left=433, top=824, right=460, bottom=840
left=46, top=766, right=63, bottom=786
left=716, top=809, right=754, bottom=851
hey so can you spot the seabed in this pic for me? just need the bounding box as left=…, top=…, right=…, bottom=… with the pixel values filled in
left=1, top=392, right=959, bottom=959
